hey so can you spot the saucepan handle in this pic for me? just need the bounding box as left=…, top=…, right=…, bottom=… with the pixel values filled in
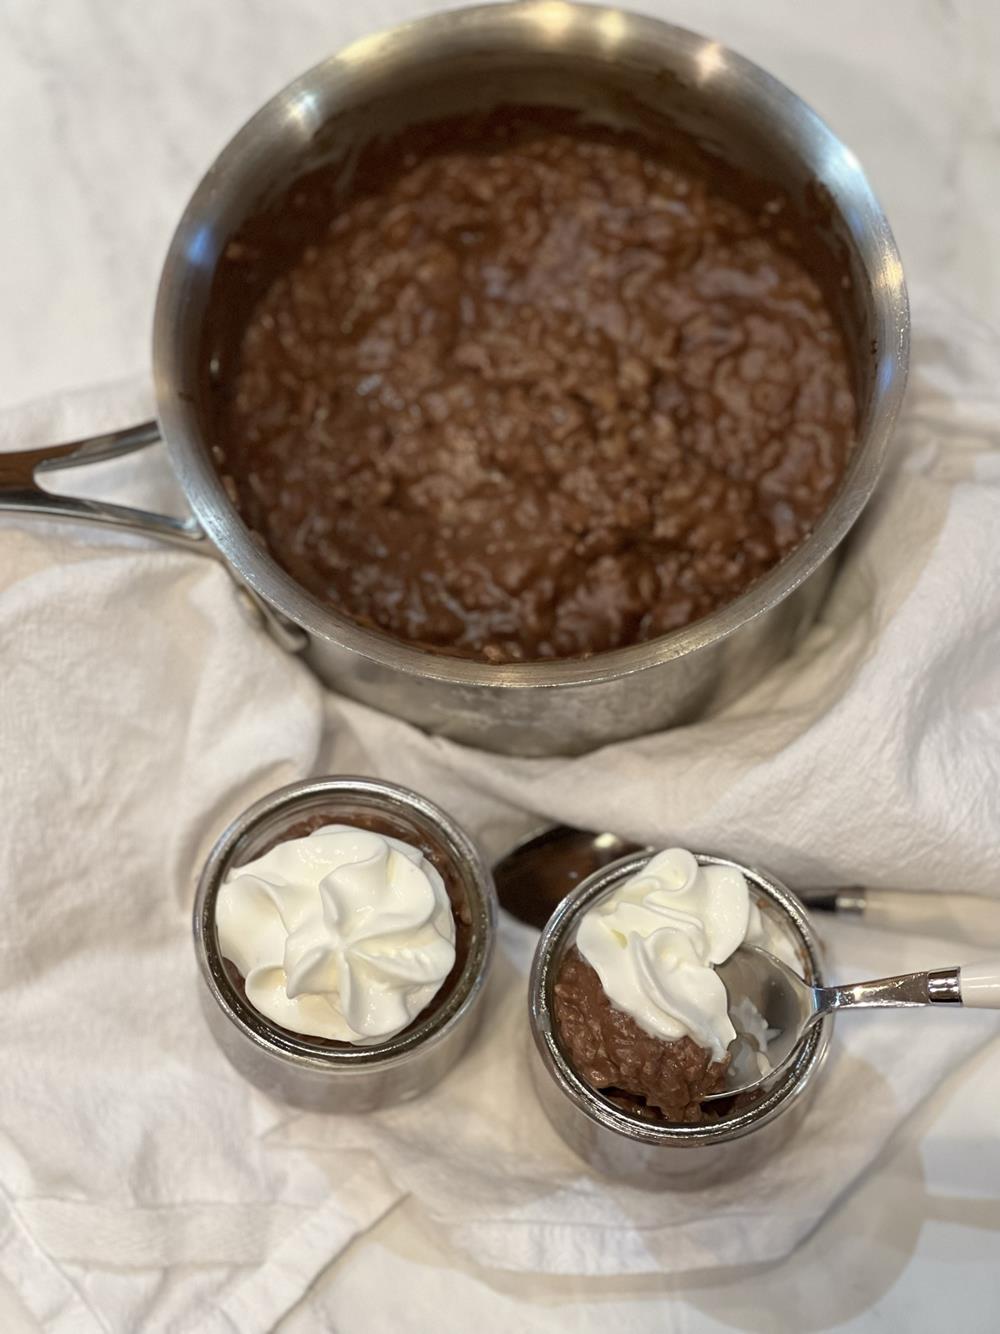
left=0, top=419, right=211, bottom=553
left=0, top=418, right=308, bottom=652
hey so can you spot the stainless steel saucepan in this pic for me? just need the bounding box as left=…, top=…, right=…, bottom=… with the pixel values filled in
left=0, top=2, right=909, bottom=756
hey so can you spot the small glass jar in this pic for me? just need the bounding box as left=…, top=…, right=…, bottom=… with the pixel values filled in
left=194, top=775, right=496, bottom=1112
left=528, top=851, right=832, bottom=1187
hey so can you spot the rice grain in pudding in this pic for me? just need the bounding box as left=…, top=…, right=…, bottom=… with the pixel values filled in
left=206, top=108, right=856, bottom=663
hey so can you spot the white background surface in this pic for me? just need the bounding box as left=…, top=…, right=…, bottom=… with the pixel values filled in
left=1, top=1, right=998, bottom=1329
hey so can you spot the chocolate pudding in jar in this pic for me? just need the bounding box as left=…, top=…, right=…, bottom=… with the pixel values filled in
left=194, top=776, right=497, bottom=1112
left=552, top=848, right=798, bottom=1125
left=216, top=808, right=472, bottom=1049
left=528, top=846, right=830, bottom=1184
left=203, top=107, right=856, bottom=664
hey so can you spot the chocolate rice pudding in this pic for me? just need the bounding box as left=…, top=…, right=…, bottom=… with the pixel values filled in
left=221, top=809, right=472, bottom=1046
left=205, top=108, right=855, bottom=663
left=554, top=947, right=730, bottom=1124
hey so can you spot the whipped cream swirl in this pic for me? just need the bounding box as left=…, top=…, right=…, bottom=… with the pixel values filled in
left=216, top=824, right=456, bottom=1044
left=576, top=848, right=751, bottom=1062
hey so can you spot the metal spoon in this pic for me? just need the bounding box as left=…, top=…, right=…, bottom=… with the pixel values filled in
left=704, top=944, right=1000, bottom=1101
left=492, top=825, right=645, bottom=929
left=492, top=824, right=1000, bottom=945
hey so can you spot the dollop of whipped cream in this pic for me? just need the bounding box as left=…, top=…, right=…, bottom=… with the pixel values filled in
left=216, top=824, right=456, bottom=1044
left=576, top=848, right=752, bottom=1062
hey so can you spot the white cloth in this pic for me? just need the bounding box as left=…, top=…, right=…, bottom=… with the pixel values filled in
left=1, top=287, right=999, bottom=1332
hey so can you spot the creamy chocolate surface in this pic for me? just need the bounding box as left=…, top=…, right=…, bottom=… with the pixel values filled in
left=553, top=947, right=729, bottom=1123
left=208, top=109, right=855, bottom=662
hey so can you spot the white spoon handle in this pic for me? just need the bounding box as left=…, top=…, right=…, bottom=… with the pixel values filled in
left=959, top=962, right=1000, bottom=1008
left=816, top=964, right=1000, bottom=1014
left=860, top=890, right=1000, bottom=949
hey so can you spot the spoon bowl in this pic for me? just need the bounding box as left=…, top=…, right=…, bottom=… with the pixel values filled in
left=707, top=944, right=1000, bottom=1102
left=492, top=825, right=645, bottom=929
left=707, top=946, right=821, bottom=1101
